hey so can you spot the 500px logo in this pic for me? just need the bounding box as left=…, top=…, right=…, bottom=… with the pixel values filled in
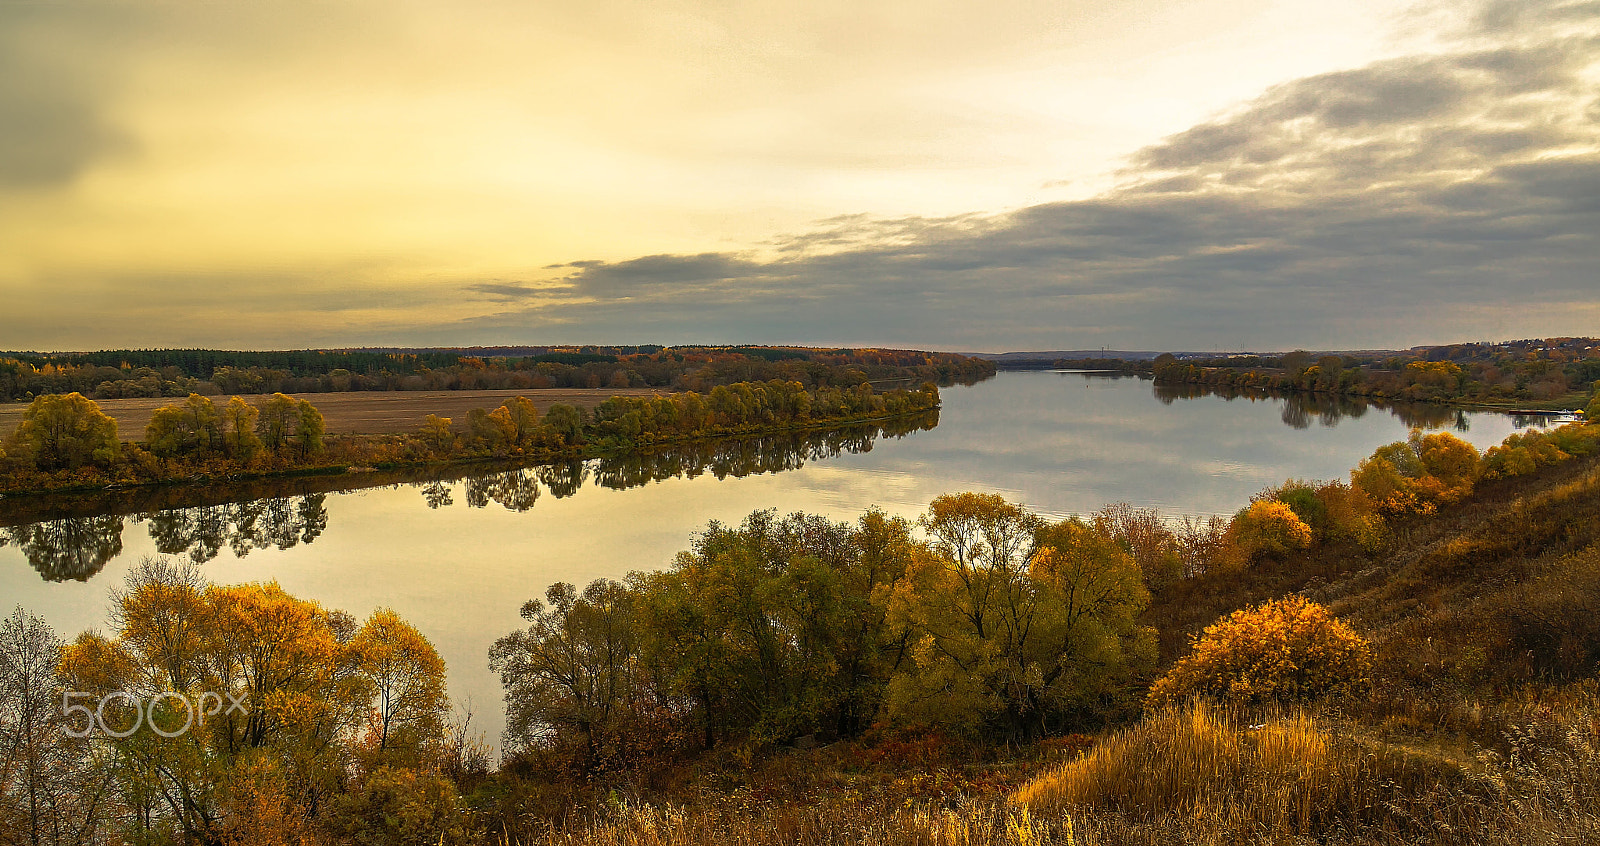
left=62, top=691, right=250, bottom=738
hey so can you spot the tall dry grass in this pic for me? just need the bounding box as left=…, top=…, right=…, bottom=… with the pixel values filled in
left=1008, top=700, right=1600, bottom=845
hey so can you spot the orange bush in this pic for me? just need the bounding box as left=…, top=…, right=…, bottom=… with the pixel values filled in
left=1147, top=596, right=1371, bottom=707
left=1225, top=500, right=1314, bottom=564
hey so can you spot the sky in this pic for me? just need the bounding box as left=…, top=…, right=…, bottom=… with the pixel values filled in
left=1, top=0, right=1596, bottom=353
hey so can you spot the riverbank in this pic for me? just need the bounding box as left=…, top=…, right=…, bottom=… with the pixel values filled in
left=0, top=403, right=940, bottom=501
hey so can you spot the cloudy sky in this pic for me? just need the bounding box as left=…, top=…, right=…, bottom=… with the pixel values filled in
left=2, top=0, right=1596, bottom=352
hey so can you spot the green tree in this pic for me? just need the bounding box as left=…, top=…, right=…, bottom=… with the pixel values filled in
left=491, top=580, right=640, bottom=772
left=544, top=403, right=584, bottom=445
left=7, top=392, right=119, bottom=470
left=883, top=495, right=1152, bottom=740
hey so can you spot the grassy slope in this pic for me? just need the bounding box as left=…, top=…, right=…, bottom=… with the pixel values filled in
left=469, top=452, right=1600, bottom=845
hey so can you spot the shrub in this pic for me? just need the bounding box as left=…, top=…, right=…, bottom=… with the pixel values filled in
left=1224, top=500, right=1313, bottom=564
left=1147, top=596, right=1371, bottom=707
left=326, top=765, right=468, bottom=846
left=1352, top=430, right=1479, bottom=516
left=1482, top=423, right=1600, bottom=480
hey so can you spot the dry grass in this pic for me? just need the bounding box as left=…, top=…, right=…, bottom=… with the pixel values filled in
left=1002, top=699, right=1600, bottom=845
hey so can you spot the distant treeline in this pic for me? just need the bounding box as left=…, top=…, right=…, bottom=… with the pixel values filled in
left=1026, top=338, right=1600, bottom=407
left=0, top=380, right=942, bottom=495
left=0, top=345, right=995, bottom=402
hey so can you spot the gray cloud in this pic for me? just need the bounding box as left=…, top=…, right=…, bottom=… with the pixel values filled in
left=432, top=0, right=1599, bottom=350
left=0, top=5, right=138, bottom=189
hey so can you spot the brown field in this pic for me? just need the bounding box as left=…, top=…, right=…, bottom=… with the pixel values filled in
left=0, top=388, right=669, bottom=438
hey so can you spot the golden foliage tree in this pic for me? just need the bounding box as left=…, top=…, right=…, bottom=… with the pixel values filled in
left=1226, top=500, right=1315, bottom=564
left=55, top=557, right=439, bottom=843
left=220, top=396, right=262, bottom=460
left=420, top=414, right=455, bottom=454
left=254, top=393, right=299, bottom=453
left=1147, top=596, right=1371, bottom=707
left=1351, top=430, right=1479, bottom=516
left=350, top=609, right=449, bottom=760
left=500, top=396, right=541, bottom=447
left=7, top=392, right=119, bottom=470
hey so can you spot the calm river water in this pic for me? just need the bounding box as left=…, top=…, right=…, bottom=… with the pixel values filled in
left=0, top=371, right=1565, bottom=744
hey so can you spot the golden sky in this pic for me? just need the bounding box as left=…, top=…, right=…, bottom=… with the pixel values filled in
left=2, top=0, right=1597, bottom=351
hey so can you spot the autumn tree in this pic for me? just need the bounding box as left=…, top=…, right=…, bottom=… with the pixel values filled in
left=884, top=494, right=1152, bottom=739
left=294, top=398, right=325, bottom=456
left=1147, top=596, right=1371, bottom=706
left=350, top=609, right=449, bottom=761
left=55, top=557, right=429, bottom=842
left=466, top=406, right=514, bottom=451
left=145, top=393, right=224, bottom=458
left=500, top=396, right=541, bottom=447
left=220, top=397, right=262, bottom=460
left=1225, top=500, right=1314, bottom=564
left=255, top=393, right=299, bottom=453
left=420, top=414, right=455, bottom=454
left=1352, top=430, right=1479, bottom=516
left=6, top=392, right=119, bottom=470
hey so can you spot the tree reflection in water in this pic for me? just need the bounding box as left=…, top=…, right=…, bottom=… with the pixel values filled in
left=1152, top=382, right=1469, bottom=432
left=132, top=494, right=330, bottom=563
left=4, top=516, right=125, bottom=581
left=421, top=411, right=939, bottom=511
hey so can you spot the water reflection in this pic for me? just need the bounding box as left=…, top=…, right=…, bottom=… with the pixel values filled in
left=2, top=412, right=937, bottom=579
left=4, top=516, right=125, bottom=582
left=136, top=495, right=330, bottom=563
left=1151, top=382, right=1470, bottom=431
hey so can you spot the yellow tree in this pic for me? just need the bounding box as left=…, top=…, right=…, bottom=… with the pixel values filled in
left=420, top=415, right=455, bottom=454
left=220, top=397, right=262, bottom=461
left=254, top=393, right=298, bottom=454
left=8, top=392, right=119, bottom=470
left=58, top=558, right=378, bottom=842
left=349, top=609, right=448, bottom=760
left=500, top=396, right=541, bottom=448
left=1352, top=430, right=1479, bottom=516
left=293, top=399, right=325, bottom=457
left=1225, top=500, right=1315, bottom=564
left=146, top=394, right=224, bottom=458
